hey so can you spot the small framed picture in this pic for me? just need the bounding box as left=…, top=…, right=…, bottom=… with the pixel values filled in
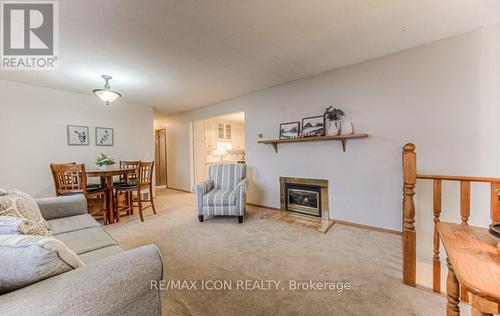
left=96, top=127, right=114, bottom=146
left=279, top=121, right=300, bottom=139
left=67, top=125, right=89, bottom=145
left=301, top=115, right=325, bottom=137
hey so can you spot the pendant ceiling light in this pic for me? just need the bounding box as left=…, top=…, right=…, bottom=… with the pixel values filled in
left=93, top=75, right=121, bottom=106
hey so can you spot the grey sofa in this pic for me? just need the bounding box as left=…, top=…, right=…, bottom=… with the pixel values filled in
left=0, top=195, right=163, bottom=316
left=193, top=163, right=249, bottom=223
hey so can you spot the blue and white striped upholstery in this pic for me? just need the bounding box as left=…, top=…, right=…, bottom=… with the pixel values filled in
left=203, top=190, right=236, bottom=206
left=208, top=163, right=246, bottom=190
left=193, top=164, right=248, bottom=217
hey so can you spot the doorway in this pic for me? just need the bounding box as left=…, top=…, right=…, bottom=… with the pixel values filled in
left=191, top=112, right=245, bottom=186
left=155, top=129, right=167, bottom=187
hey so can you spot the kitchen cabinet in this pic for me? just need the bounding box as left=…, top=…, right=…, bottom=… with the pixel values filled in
left=231, top=123, right=245, bottom=149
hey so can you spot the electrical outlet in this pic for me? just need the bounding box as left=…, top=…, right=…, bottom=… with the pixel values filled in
left=258, top=133, right=263, bottom=139
left=329, top=194, right=334, bottom=201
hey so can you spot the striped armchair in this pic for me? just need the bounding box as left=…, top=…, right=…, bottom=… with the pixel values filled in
left=193, top=163, right=249, bottom=223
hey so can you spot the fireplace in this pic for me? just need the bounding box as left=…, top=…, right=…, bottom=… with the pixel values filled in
left=280, top=177, right=329, bottom=221
left=285, top=183, right=321, bottom=217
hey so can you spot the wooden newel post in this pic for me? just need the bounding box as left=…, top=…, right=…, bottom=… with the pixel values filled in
left=402, top=143, right=417, bottom=286
left=491, top=182, right=500, bottom=224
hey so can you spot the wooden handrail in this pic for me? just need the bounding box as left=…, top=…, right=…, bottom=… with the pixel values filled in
left=402, top=143, right=500, bottom=296
left=417, top=174, right=500, bottom=183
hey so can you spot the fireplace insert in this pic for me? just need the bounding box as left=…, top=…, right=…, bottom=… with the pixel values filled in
left=285, top=183, right=321, bottom=217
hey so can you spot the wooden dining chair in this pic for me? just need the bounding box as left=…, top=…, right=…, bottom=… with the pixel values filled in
left=114, top=161, right=156, bottom=222
left=114, top=160, right=141, bottom=185
left=113, top=160, right=141, bottom=218
left=50, top=163, right=109, bottom=224
left=50, top=162, right=101, bottom=193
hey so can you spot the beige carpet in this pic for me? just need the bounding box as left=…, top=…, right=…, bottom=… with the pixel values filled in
left=105, top=188, right=454, bottom=316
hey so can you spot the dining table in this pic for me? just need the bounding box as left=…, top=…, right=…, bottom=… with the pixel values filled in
left=86, top=166, right=136, bottom=224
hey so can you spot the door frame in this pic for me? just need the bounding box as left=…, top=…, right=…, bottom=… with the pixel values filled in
left=154, top=128, right=168, bottom=187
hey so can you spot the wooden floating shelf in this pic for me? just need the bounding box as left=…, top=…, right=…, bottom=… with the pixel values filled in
left=257, top=134, right=369, bottom=153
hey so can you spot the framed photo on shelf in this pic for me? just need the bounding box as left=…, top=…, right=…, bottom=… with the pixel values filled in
left=279, top=121, right=300, bottom=139
left=67, top=125, right=89, bottom=145
left=301, top=115, right=325, bottom=137
left=95, top=127, right=114, bottom=146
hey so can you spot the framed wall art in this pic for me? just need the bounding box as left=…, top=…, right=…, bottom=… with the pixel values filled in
left=67, top=125, right=89, bottom=145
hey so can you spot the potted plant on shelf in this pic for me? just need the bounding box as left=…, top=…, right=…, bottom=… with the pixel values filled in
left=324, top=106, right=344, bottom=136
left=96, top=152, right=115, bottom=170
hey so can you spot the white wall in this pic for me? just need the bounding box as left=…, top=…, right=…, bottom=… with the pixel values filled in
left=155, top=24, right=500, bottom=232
left=0, top=80, right=154, bottom=198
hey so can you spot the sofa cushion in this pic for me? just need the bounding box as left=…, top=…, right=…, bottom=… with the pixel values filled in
left=202, top=189, right=236, bottom=206
left=0, top=189, right=48, bottom=236
left=47, top=214, right=101, bottom=235
left=79, top=245, right=124, bottom=264
left=0, top=235, right=83, bottom=294
left=0, top=216, right=20, bottom=235
left=55, top=227, right=118, bottom=255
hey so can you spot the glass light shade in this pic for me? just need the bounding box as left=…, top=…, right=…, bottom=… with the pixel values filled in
left=93, top=89, right=122, bottom=105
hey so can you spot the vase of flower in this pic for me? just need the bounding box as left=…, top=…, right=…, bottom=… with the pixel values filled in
left=95, top=153, right=116, bottom=169
left=326, top=120, right=342, bottom=136
left=324, top=106, right=344, bottom=136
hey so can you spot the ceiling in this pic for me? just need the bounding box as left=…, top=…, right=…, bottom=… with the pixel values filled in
left=2, top=0, right=500, bottom=116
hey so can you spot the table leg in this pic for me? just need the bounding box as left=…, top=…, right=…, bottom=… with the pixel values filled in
left=106, top=177, right=114, bottom=224
left=446, top=257, right=460, bottom=316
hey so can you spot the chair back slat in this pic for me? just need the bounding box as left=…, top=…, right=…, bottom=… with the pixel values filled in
left=139, top=161, right=154, bottom=186
left=50, top=163, right=87, bottom=196
left=119, top=160, right=141, bottom=181
left=50, top=162, right=76, bottom=191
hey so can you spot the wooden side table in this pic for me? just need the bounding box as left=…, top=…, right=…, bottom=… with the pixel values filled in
left=437, top=222, right=500, bottom=316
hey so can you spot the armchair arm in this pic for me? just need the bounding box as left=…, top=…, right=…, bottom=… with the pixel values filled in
left=229, top=178, right=249, bottom=216
left=192, top=179, right=214, bottom=195
left=36, top=195, right=88, bottom=220
left=0, top=245, right=163, bottom=316
left=193, top=179, right=214, bottom=215
left=232, top=178, right=249, bottom=194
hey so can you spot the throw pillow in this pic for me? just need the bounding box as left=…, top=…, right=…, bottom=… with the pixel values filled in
left=0, top=189, right=49, bottom=236
left=0, top=235, right=84, bottom=294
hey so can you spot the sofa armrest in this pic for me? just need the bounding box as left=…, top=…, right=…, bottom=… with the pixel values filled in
left=0, top=245, right=164, bottom=316
left=36, top=195, right=88, bottom=220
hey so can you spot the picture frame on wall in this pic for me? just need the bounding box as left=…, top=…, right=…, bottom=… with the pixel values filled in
left=279, top=121, right=300, bottom=139
left=96, top=127, right=114, bottom=146
left=301, top=115, right=325, bottom=137
left=67, top=125, right=89, bottom=145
